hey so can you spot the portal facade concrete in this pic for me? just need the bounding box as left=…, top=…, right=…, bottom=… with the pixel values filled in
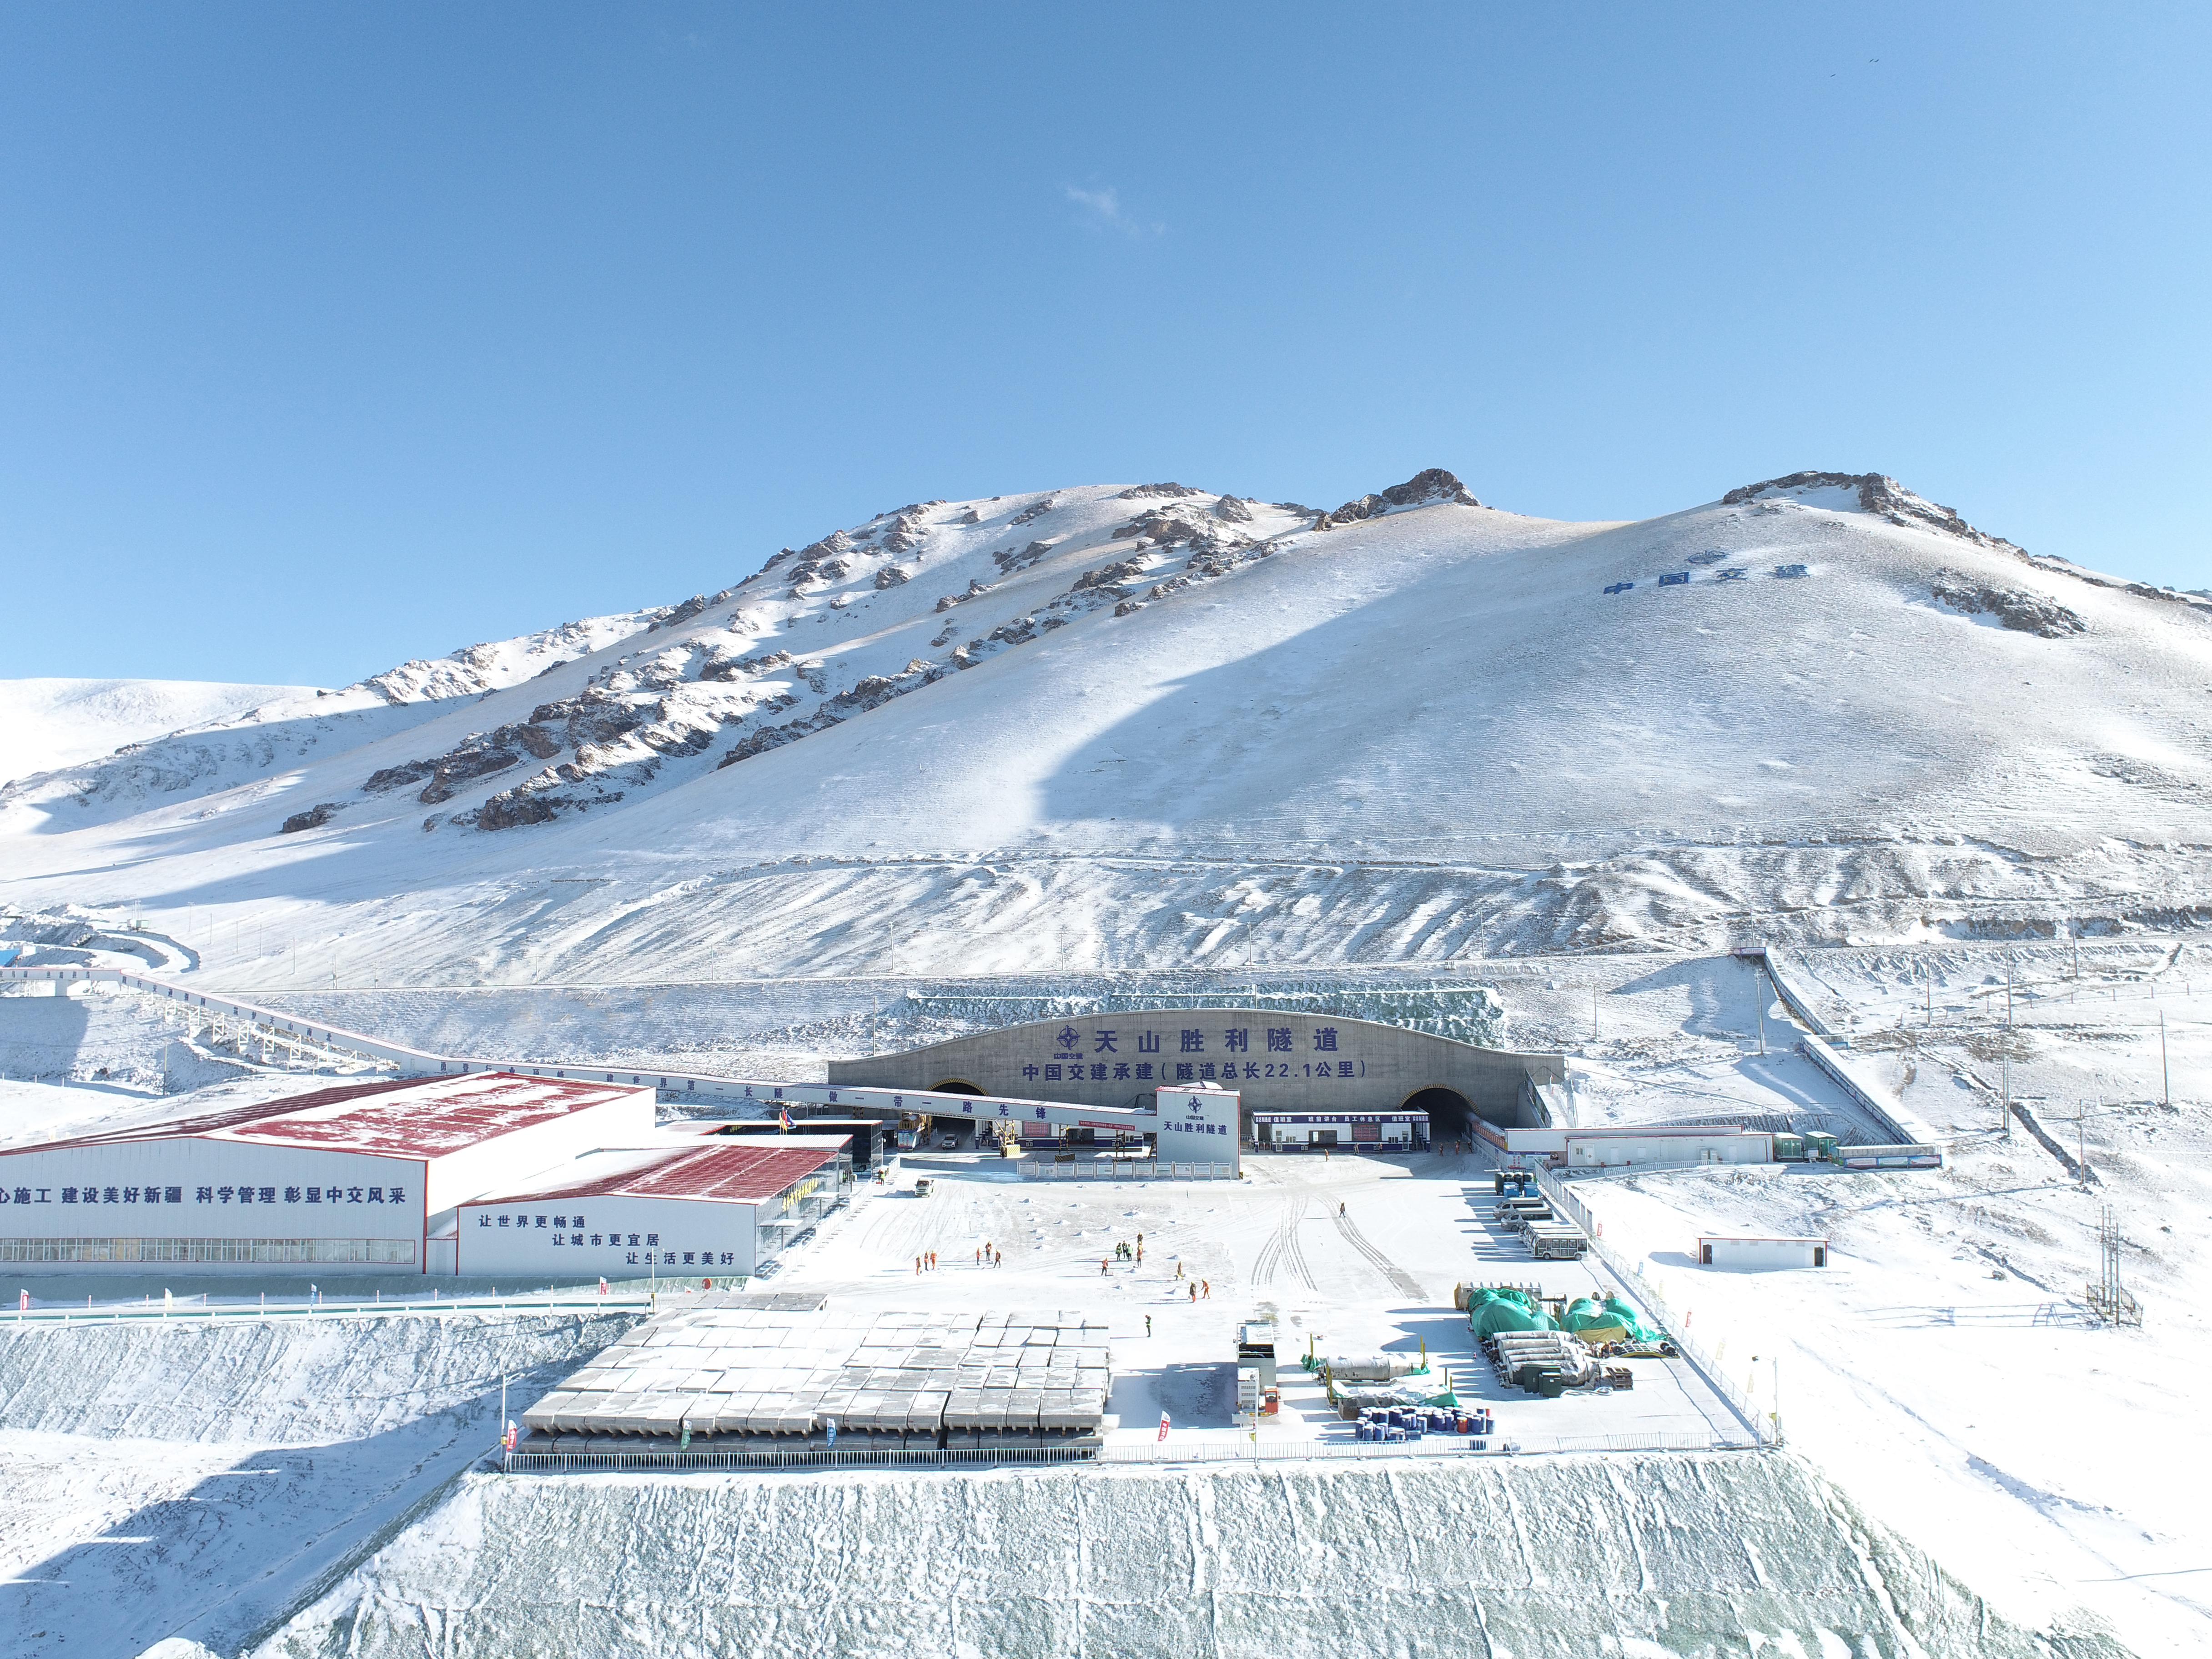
left=828, top=1010, right=1565, bottom=1132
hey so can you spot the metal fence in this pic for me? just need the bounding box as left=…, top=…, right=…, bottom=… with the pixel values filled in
left=1531, top=1166, right=1778, bottom=1448
left=5, top=1294, right=649, bottom=1327
left=498, top=1432, right=1758, bottom=1476
left=502, top=1443, right=1101, bottom=1474
left=1018, top=1161, right=1236, bottom=1182
left=1834, top=1143, right=1944, bottom=1169
left=1101, top=1432, right=1744, bottom=1464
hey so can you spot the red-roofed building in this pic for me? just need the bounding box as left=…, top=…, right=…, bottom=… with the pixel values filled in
left=0, top=1072, right=654, bottom=1274
left=457, top=1138, right=851, bottom=1278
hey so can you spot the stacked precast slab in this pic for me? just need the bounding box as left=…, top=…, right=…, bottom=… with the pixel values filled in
left=525, top=1305, right=1111, bottom=1446
left=946, top=1311, right=1113, bottom=1437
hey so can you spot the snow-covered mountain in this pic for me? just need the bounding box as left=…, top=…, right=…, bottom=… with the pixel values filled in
left=0, top=678, right=320, bottom=787
left=5, top=468, right=2209, bottom=985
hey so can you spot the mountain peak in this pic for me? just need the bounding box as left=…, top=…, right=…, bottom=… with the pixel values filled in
left=1720, top=471, right=2024, bottom=555
left=1315, top=467, right=1482, bottom=529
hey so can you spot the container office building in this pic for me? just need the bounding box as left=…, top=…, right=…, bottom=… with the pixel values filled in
left=1250, top=1110, right=1428, bottom=1152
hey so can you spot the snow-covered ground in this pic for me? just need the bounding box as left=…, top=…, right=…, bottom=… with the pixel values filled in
left=0, top=1310, right=640, bottom=1659
left=254, top=1454, right=2089, bottom=1659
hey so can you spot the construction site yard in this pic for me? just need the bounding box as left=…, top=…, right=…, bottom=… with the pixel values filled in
left=728, top=1150, right=1751, bottom=1454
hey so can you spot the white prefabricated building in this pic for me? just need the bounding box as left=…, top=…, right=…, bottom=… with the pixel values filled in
left=1250, top=1110, right=1429, bottom=1151
left=457, top=1137, right=851, bottom=1279
left=1697, top=1235, right=1830, bottom=1269
left=1564, top=1129, right=1773, bottom=1169
left=0, top=1071, right=654, bottom=1273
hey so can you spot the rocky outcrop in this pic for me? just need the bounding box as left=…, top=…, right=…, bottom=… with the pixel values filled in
left=416, top=746, right=522, bottom=804
left=697, top=649, right=798, bottom=684
left=1318, top=494, right=1387, bottom=528
left=279, top=802, right=340, bottom=834
left=1380, top=468, right=1480, bottom=508
left=1072, top=558, right=1151, bottom=593
left=717, top=718, right=821, bottom=767
left=367, top=720, right=563, bottom=805
left=1930, top=571, right=2087, bottom=638
left=878, top=505, right=936, bottom=554
left=935, top=579, right=992, bottom=613
left=1010, top=494, right=1056, bottom=525
left=645, top=593, right=717, bottom=634
left=873, top=565, right=912, bottom=590
left=1111, top=509, right=1207, bottom=545
left=471, top=696, right=729, bottom=828
left=712, top=658, right=951, bottom=772
left=470, top=792, right=563, bottom=830
left=993, top=541, right=1055, bottom=575
left=1317, top=468, right=1480, bottom=528
left=527, top=690, right=648, bottom=746
left=363, top=761, right=434, bottom=794
left=1115, top=482, right=1203, bottom=499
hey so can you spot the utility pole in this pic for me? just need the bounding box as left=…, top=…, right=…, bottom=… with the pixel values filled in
left=1755, top=969, right=1766, bottom=1056
left=1592, top=985, right=1599, bottom=1044
left=2001, top=1056, right=2011, bottom=1140
left=2161, top=1015, right=2170, bottom=1108
left=2006, top=955, right=2014, bottom=1028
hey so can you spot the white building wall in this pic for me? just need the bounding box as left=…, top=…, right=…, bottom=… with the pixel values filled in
left=459, top=1193, right=756, bottom=1278
left=1152, top=1089, right=1240, bottom=1170
left=1565, top=1132, right=1771, bottom=1169
left=1699, top=1237, right=1827, bottom=1270
left=0, top=1140, right=425, bottom=1272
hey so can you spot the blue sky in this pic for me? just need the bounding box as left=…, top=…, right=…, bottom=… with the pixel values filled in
left=5, top=3, right=2207, bottom=684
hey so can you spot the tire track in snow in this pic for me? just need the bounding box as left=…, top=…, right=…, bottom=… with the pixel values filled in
left=1331, top=1207, right=1424, bottom=1299
left=1251, top=1198, right=1314, bottom=1290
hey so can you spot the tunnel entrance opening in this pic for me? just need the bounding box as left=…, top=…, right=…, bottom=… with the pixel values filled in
left=930, top=1079, right=984, bottom=1096
left=1403, top=1086, right=1475, bottom=1141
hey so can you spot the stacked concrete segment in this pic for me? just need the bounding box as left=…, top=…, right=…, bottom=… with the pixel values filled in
left=524, top=1305, right=1112, bottom=1443
left=944, top=1310, right=1110, bottom=1434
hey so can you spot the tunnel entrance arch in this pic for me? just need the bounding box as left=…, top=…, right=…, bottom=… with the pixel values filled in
left=922, top=1080, right=986, bottom=1146
left=1401, top=1085, right=1474, bottom=1142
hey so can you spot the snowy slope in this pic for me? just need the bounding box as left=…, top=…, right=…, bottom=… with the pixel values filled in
left=0, top=679, right=317, bottom=786
left=0, top=609, right=668, bottom=832
left=255, top=1456, right=2090, bottom=1659
left=4, top=469, right=2210, bottom=986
